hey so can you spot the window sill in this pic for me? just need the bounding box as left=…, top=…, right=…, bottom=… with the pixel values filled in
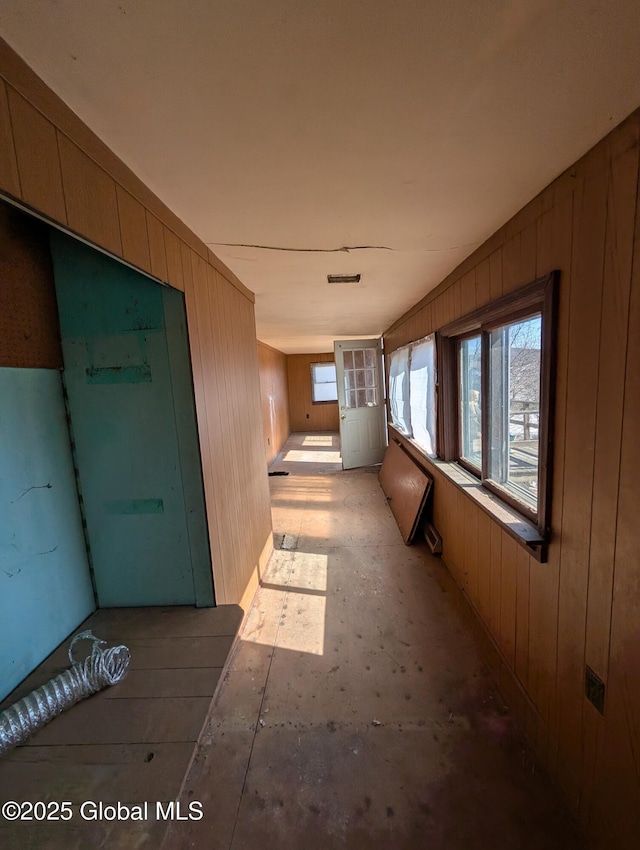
left=387, top=423, right=547, bottom=562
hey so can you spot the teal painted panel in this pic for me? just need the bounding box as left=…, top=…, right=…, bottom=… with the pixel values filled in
left=162, top=287, right=214, bottom=607
left=50, top=232, right=212, bottom=607
left=104, top=499, right=164, bottom=515
left=0, top=367, right=95, bottom=702
left=86, top=364, right=152, bottom=384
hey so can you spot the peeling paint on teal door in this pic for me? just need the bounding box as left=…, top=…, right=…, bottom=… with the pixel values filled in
left=50, top=232, right=213, bottom=607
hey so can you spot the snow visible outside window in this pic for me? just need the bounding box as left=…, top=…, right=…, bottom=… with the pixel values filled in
left=409, top=335, right=437, bottom=457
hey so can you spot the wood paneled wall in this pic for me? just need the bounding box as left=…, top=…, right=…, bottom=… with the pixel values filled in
left=0, top=38, right=273, bottom=610
left=257, top=341, right=290, bottom=466
left=287, top=353, right=340, bottom=432
left=0, top=203, right=62, bottom=368
left=384, top=109, right=640, bottom=849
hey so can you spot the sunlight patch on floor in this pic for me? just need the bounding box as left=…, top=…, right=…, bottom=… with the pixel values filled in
left=302, top=436, right=336, bottom=447
left=283, top=449, right=342, bottom=463
left=255, top=552, right=328, bottom=655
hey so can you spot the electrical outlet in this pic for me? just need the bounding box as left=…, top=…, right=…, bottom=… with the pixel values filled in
left=585, top=666, right=605, bottom=714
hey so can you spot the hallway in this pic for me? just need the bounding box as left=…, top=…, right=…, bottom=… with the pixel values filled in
left=165, top=433, right=584, bottom=849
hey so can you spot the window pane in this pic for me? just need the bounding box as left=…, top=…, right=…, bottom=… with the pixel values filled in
left=313, top=363, right=336, bottom=383
left=409, top=336, right=437, bottom=456
left=345, top=377, right=378, bottom=407
left=488, top=315, right=541, bottom=510
left=314, top=381, right=338, bottom=402
left=311, top=362, right=338, bottom=402
left=389, top=346, right=412, bottom=435
left=343, top=351, right=354, bottom=369
left=459, top=336, right=482, bottom=470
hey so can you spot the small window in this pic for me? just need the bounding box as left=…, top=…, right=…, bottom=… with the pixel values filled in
left=311, top=362, right=338, bottom=403
left=438, top=272, right=558, bottom=539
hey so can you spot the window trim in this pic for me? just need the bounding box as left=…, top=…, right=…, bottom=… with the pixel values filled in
left=437, top=271, right=559, bottom=556
left=310, top=361, right=338, bottom=404
left=455, top=329, right=483, bottom=478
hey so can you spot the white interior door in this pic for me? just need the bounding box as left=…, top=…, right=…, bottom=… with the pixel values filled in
left=334, top=338, right=388, bottom=470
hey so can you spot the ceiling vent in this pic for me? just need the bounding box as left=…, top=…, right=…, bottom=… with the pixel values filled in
left=327, top=273, right=361, bottom=284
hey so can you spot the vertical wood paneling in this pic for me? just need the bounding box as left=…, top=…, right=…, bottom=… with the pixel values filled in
left=164, top=227, right=184, bottom=291
left=520, top=222, right=537, bottom=284
left=185, top=252, right=226, bottom=605
left=529, top=185, right=573, bottom=774
left=208, top=266, right=241, bottom=605
left=489, top=248, right=502, bottom=300
left=58, top=135, right=122, bottom=256
left=555, top=147, right=608, bottom=802
left=502, top=232, right=521, bottom=293
left=147, top=211, right=168, bottom=281
left=452, top=488, right=466, bottom=587
left=584, top=125, right=638, bottom=682
left=475, top=257, right=491, bottom=308
left=0, top=79, right=20, bottom=197
left=8, top=88, right=66, bottom=223
left=489, top=520, right=502, bottom=638
left=287, top=353, right=340, bottom=431
left=476, top=510, right=492, bottom=624
left=514, top=546, right=530, bottom=690
left=460, top=268, right=476, bottom=314
left=500, top=533, right=517, bottom=669
left=115, top=185, right=151, bottom=274
left=589, top=178, right=640, bottom=846
left=258, top=341, right=290, bottom=465
left=449, top=286, right=459, bottom=322
left=463, top=498, right=479, bottom=604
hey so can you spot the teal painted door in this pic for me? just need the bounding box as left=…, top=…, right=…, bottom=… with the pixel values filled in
left=50, top=233, right=213, bottom=607
left=0, top=368, right=95, bottom=700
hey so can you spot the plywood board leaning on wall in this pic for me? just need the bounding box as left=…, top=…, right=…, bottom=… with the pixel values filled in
left=379, top=439, right=433, bottom=544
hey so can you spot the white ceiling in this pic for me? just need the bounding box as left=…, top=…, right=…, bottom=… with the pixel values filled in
left=2, top=1, right=640, bottom=353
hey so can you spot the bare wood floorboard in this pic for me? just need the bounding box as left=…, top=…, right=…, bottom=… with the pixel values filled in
left=0, top=605, right=242, bottom=849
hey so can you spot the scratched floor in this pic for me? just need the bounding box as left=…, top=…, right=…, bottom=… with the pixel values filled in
left=163, top=432, right=585, bottom=850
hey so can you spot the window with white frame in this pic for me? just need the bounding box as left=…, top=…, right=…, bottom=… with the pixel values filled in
left=310, top=362, right=338, bottom=403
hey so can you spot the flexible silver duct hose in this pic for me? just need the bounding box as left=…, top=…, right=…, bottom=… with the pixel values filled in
left=0, top=630, right=131, bottom=758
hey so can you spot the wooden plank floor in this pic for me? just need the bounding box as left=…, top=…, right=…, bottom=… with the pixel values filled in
left=0, top=605, right=242, bottom=821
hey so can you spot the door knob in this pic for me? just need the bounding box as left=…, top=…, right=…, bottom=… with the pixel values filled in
left=341, top=414, right=346, bottom=420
